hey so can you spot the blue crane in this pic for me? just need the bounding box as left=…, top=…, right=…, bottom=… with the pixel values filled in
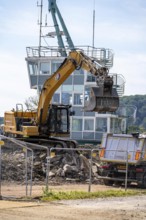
left=48, top=0, right=75, bottom=56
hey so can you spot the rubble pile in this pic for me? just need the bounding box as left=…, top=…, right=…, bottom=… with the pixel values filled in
left=49, top=151, right=91, bottom=180
left=2, top=151, right=26, bottom=181
left=1, top=146, right=100, bottom=184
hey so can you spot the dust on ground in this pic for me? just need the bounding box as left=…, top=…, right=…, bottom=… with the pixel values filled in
left=0, top=195, right=146, bottom=220
left=1, top=183, right=146, bottom=220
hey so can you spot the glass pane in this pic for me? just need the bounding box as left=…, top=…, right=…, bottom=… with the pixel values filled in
left=84, top=86, right=90, bottom=102
left=84, top=119, right=94, bottom=131
left=62, top=85, right=73, bottom=92
left=51, top=62, right=62, bottom=73
left=96, top=118, right=107, bottom=132
left=28, top=63, right=38, bottom=75
left=40, top=62, right=50, bottom=75
left=62, top=92, right=72, bottom=105
left=53, top=93, right=60, bottom=103
left=110, top=118, right=121, bottom=133
left=73, top=94, right=83, bottom=105
left=74, top=69, right=84, bottom=74
left=86, top=74, right=96, bottom=82
left=73, top=85, right=84, bottom=92
left=72, top=118, right=83, bottom=131
left=56, top=109, right=68, bottom=132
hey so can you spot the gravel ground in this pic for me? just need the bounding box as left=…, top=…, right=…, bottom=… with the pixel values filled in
left=1, top=183, right=146, bottom=220
left=0, top=196, right=146, bottom=220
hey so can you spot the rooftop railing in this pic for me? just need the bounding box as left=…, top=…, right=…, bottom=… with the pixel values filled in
left=26, top=45, right=114, bottom=68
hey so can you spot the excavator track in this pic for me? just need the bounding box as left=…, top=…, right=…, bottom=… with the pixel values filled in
left=16, top=137, right=78, bottom=149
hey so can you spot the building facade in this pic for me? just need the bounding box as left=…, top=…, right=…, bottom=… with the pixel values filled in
left=26, top=46, right=126, bottom=143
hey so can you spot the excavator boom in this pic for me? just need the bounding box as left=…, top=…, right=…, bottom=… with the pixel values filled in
left=4, top=1, right=119, bottom=140
left=37, top=51, right=119, bottom=126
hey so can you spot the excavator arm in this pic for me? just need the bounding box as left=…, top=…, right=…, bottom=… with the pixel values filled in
left=37, top=51, right=119, bottom=125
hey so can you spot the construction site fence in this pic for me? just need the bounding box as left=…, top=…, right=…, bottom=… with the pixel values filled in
left=0, top=135, right=138, bottom=198
left=0, top=136, right=100, bottom=198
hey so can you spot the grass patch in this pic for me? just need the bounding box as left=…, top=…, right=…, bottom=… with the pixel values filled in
left=42, top=188, right=146, bottom=202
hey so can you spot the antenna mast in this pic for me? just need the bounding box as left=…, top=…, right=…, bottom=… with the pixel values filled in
left=92, top=0, right=95, bottom=48
left=37, top=0, right=43, bottom=57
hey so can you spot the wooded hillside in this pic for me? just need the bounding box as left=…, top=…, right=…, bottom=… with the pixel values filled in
left=120, top=95, right=146, bottom=130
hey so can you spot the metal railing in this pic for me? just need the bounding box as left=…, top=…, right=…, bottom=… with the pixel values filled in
left=26, top=45, right=114, bottom=68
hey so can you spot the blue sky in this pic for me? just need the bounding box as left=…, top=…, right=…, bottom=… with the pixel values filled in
left=0, top=0, right=146, bottom=116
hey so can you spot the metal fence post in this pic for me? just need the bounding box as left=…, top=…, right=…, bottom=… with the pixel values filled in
left=45, top=148, right=50, bottom=191
left=23, top=141, right=49, bottom=191
left=46, top=152, right=51, bottom=191
left=0, top=138, right=5, bottom=200
left=88, top=150, right=92, bottom=192
left=125, top=151, right=128, bottom=191
left=0, top=145, right=2, bottom=200
left=25, top=148, right=28, bottom=197
left=30, top=150, right=34, bottom=197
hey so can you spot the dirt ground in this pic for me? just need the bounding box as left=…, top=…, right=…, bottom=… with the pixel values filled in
left=1, top=183, right=146, bottom=220
left=0, top=195, right=146, bottom=220
left=1, top=182, right=117, bottom=197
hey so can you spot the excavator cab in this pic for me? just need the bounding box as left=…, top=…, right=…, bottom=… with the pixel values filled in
left=84, top=76, right=119, bottom=113
left=40, top=104, right=72, bottom=137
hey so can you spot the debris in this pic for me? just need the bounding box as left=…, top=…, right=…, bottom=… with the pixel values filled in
left=1, top=143, right=100, bottom=184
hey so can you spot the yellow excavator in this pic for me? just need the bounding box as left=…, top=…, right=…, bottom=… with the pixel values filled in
left=4, top=51, right=119, bottom=142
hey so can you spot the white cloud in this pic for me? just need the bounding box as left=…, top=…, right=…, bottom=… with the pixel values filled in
left=112, top=52, right=146, bottom=95
left=0, top=52, right=36, bottom=116
left=0, top=0, right=146, bottom=116
left=0, top=11, right=38, bottom=38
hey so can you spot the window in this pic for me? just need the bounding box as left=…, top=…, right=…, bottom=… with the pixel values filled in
left=74, top=69, right=84, bottom=74
left=56, top=109, right=68, bottom=132
left=72, top=118, right=83, bottom=131
left=40, top=62, right=50, bottom=75
left=73, top=94, right=82, bottom=105
left=110, top=118, right=121, bottom=133
left=62, top=85, right=73, bottom=92
left=73, top=85, right=84, bottom=92
left=84, top=86, right=91, bottom=102
left=51, top=61, right=62, bottom=73
left=96, top=118, right=107, bottom=132
left=28, top=63, right=38, bottom=75
left=62, top=92, right=72, bottom=105
left=86, top=75, right=96, bottom=82
left=53, top=93, right=60, bottom=103
left=84, top=119, right=94, bottom=131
